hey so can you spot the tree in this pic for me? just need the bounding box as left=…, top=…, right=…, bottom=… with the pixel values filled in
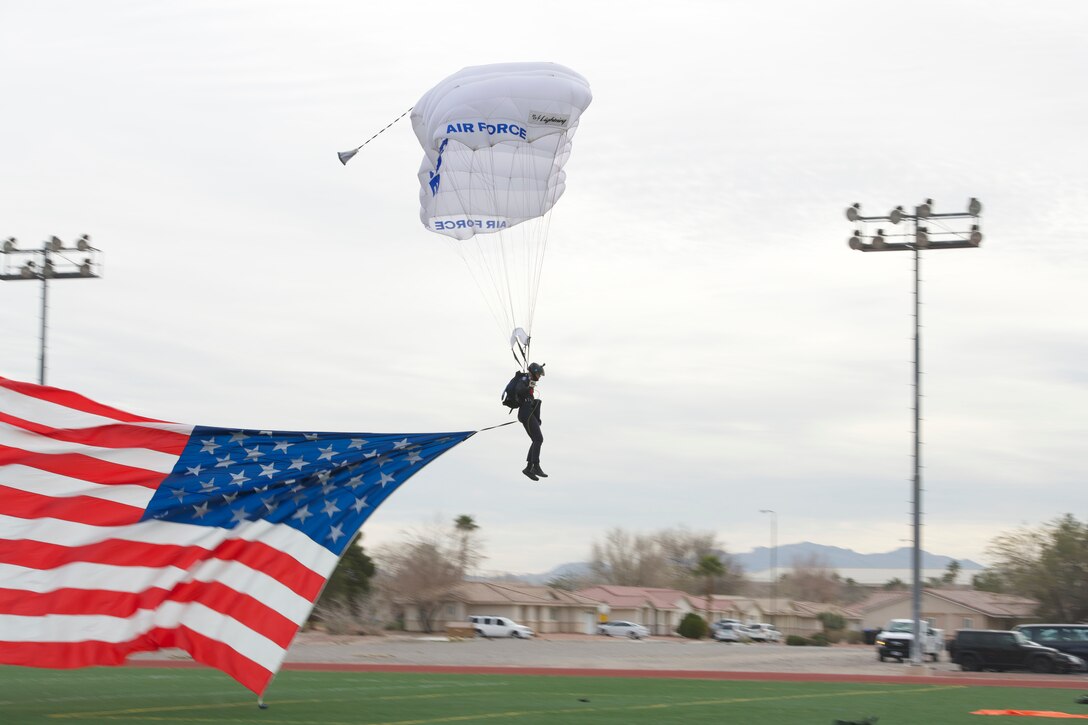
left=588, top=526, right=745, bottom=593
left=589, top=528, right=671, bottom=587
left=318, top=533, right=375, bottom=607
left=692, top=554, right=725, bottom=619
left=839, top=577, right=870, bottom=606
left=982, top=514, right=1088, bottom=622
left=817, top=611, right=846, bottom=632
left=971, top=569, right=1008, bottom=593
left=942, top=560, right=962, bottom=585
left=927, top=560, right=962, bottom=587
left=882, top=577, right=908, bottom=591
left=453, top=514, right=482, bottom=576
left=779, top=553, right=840, bottom=602
left=659, top=527, right=745, bottom=593
left=310, top=533, right=377, bottom=633
left=374, top=521, right=470, bottom=633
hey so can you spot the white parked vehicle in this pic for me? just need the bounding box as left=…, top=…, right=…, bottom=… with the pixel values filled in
left=876, top=619, right=943, bottom=662
left=598, top=620, right=650, bottom=639
left=712, top=622, right=751, bottom=643
left=711, top=619, right=744, bottom=630
left=745, top=623, right=782, bottom=643
left=468, top=615, right=534, bottom=639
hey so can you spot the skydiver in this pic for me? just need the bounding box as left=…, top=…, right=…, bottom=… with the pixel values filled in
left=516, top=362, right=546, bottom=481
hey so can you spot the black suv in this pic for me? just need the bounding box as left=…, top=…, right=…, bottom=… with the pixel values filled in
left=950, top=629, right=1086, bottom=674
left=1013, top=624, right=1088, bottom=661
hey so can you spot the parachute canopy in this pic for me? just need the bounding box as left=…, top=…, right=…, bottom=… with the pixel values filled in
left=410, top=62, right=592, bottom=361
left=411, top=62, right=592, bottom=240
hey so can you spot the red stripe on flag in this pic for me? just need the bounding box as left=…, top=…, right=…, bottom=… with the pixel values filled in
left=0, top=445, right=166, bottom=488
left=0, top=626, right=274, bottom=694
left=0, top=377, right=169, bottom=424
left=0, top=538, right=325, bottom=601
left=0, top=485, right=145, bottom=526
left=214, top=539, right=326, bottom=601
left=0, top=410, right=189, bottom=455
left=0, top=583, right=300, bottom=648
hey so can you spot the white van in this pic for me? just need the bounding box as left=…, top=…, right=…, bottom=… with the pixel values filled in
left=468, top=615, right=534, bottom=639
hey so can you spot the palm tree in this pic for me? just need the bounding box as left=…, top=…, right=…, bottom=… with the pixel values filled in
left=454, top=515, right=480, bottom=576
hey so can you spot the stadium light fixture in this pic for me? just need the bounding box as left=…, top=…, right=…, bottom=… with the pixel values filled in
left=844, top=199, right=982, bottom=667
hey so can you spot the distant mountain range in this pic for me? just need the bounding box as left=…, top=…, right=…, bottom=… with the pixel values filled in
left=733, top=542, right=985, bottom=572
left=504, top=542, right=985, bottom=585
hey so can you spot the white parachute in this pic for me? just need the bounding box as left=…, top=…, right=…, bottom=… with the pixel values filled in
left=411, top=62, right=592, bottom=365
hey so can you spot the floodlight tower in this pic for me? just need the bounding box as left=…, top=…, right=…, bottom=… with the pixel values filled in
left=1, top=235, right=103, bottom=385
left=845, top=199, right=982, bottom=666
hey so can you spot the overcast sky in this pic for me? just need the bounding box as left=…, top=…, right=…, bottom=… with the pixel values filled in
left=2, top=0, right=1085, bottom=576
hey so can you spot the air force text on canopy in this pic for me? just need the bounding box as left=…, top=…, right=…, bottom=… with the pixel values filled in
left=430, top=215, right=509, bottom=232
left=445, top=122, right=528, bottom=139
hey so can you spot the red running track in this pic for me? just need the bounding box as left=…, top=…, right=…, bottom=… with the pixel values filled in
left=129, top=661, right=1088, bottom=690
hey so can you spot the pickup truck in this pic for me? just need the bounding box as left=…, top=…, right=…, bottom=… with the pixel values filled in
left=875, top=619, right=943, bottom=662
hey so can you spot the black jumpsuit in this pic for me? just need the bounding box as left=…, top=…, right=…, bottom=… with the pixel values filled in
left=515, top=377, right=543, bottom=467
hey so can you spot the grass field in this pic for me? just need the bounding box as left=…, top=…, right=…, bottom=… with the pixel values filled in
left=2, top=667, right=1087, bottom=724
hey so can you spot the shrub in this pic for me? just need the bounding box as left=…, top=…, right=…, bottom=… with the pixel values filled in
left=808, top=631, right=830, bottom=647
left=817, top=611, right=846, bottom=632
left=786, top=634, right=810, bottom=646
left=677, top=612, right=709, bottom=639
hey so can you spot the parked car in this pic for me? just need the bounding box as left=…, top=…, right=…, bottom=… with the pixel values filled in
left=875, top=619, right=943, bottom=662
left=711, top=618, right=744, bottom=629
left=468, top=615, right=534, bottom=639
left=597, top=620, right=650, bottom=639
left=712, top=622, right=752, bottom=643
left=745, top=623, right=781, bottom=643
left=1013, top=624, right=1088, bottom=661
left=949, top=629, right=1086, bottom=674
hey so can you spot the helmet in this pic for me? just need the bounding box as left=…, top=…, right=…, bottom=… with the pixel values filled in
left=527, top=362, right=545, bottom=377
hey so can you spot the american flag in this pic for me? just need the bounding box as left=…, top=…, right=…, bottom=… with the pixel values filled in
left=0, top=375, right=475, bottom=694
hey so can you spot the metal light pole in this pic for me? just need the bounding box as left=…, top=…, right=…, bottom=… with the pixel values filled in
left=845, top=199, right=982, bottom=666
left=759, top=509, right=777, bottom=626
left=2, top=235, right=103, bottom=385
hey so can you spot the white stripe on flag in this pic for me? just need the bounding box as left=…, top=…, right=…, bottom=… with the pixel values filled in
left=0, top=516, right=339, bottom=575
left=0, top=386, right=134, bottom=428
left=0, top=601, right=286, bottom=672
left=0, top=465, right=156, bottom=508
left=0, top=386, right=194, bottom=437
left=0, top=422, right=181, bottom=473
left=0, top=558, right=313, bottom=622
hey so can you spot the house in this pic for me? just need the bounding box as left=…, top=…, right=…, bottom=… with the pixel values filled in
left=576, top=585, right=701, bottom=636
left=764, top=599, right=864, bottom=638
left=703, top=595, right=766, bottom=625
left=401, top=581, right=602, bottom=634
left=856, top=588, right=1040, bottom=633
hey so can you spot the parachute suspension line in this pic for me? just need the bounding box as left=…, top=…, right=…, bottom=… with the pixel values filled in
left=524, top=134, right=566, bottom=335
left=439, top=141, right=509, bottom=337
left=337, top=106, right=413, bottom=165
left=495, top=143, right=526, bottom=338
